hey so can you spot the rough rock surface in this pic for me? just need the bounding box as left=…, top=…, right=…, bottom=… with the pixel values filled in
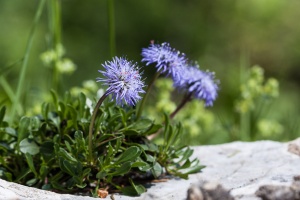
left=1, top=138, right=300, bottom=200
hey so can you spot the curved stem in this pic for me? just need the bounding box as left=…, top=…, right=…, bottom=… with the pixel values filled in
left=88, top=92, right=109, bottom=163
left=136, top=72, right=160, bottom=119
left=170, top=93, right=193, bottom=119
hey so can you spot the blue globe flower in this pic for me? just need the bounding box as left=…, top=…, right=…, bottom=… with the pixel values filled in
left=96, top=57, right=145, bottom=106
left=174, top=64, right=219, bottom=106
left=141, top=42, right=186, bottom=79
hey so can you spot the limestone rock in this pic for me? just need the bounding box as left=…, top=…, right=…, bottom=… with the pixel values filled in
left=1, top=139, right=300, bottom=200
left=187, top=181, right=234, bottom=200
left=255, top=176, right=300, bottom=200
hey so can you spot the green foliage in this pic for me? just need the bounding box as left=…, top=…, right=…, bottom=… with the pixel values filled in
left=234, top=65, right=281, bottom=140
left=146, top=66, right=285, bottom=144
left=146, top=78, right=220, bottom=145
left=0, top=91, right=203, bottom=196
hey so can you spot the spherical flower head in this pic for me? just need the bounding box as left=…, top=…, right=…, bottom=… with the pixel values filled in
left=141, top=42, right=187, bottom=79
left=174, top=65, right=219, bottom=106
left=96, top=57, right=145, bottom=106
left=194, top=71, right=219, bottom=106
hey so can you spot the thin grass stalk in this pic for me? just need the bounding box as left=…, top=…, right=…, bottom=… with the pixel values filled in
left=50, top=0, right=62, bottom=92
left=136, top=72, right=160, bottom=119
left=0, top=78, right=23, bottom=114
left=239, top=50, right=250, bottom=140
left=10, top=0, right=46, bottom=124
left=108, top=0, right=116, bottom=57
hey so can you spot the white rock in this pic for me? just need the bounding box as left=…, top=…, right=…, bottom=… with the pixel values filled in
left=1, top=139, right=299, bottom=200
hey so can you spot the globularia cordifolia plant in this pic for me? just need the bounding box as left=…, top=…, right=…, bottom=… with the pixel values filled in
left=0, top=41, right=218, bottom=197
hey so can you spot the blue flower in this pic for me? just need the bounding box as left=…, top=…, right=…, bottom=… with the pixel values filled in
left=141, top=42, right=186, bottom=79
left=174, top=64, right=219, bottom=106
left=96, top=57, right=145, bottom=106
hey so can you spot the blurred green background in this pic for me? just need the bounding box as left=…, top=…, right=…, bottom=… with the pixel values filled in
left=1, top=0, right=300, bottom=144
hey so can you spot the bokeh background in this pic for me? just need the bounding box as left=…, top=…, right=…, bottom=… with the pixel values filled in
left=1, top=0, right=300, bottom=144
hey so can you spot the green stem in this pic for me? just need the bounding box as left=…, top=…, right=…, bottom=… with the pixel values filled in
left=88, top=92, right=109, bottom=163
left=239, top=50, right=250, bottom=141
left=0, top=77, right=23, bottom=114
left=10, top=0, right=46, bottom=124
left=170, top=93, right=193, bottom=119
left=51, top=0, right=62, bottom=92
left=107, top=0, right=116, bottom=57
left=136, top=72, right=160, bottom=119
left=52, top=0, right=61, bottom=45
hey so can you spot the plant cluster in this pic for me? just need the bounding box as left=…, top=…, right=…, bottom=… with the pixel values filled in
left=0, top=42, right=219, bottom=196
left=145, top=65, right=282, bottom=144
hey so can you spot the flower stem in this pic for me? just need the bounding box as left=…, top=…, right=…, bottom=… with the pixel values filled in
left=88, top=92, right=109, bottom=163
left=170, top=93, right=193, bottom=119
left=136, top=71, right=160, bottom=119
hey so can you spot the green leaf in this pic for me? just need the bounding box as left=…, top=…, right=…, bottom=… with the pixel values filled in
left=62, top=159, right=77, bottom=176
left=39, top=164, right=49, bottom=178
left=41, top=102, right=49, bottom=120
left=25, top=153, right=37, bottom=176
left=151, top=162, right=162, bottom=178
left=49, top=171, right=64, bottom=182
left=78, top=92, right=86, bottom=118
left=143, top=124, right=163, bottom=136
left=51, top=181, right=68, bottom=192
left=74, top=130, right=86, bottom=149
left=64, top=141, right=72, bottom=153
left=109, top=161, right=131, bottom=176
left=0, top=142, right=10, bottom=152
left=130, top=178, right=146, bottom=195
left=138, top=163, right=152, bottom=171
left=59, top=157, right=82, bottom=177
left=4, top=127, right=17, bottom=137
left=0, top=106, right=6, bottom=124
left=40, top=141, right=54, bottom=156
left=26, top=178, right=38, bottom=186
left=131, top=161, right=149, bottom=168
left=115, top=146, right=141, bottom=164
left=128, top=119, right=153, bottom=131
left=67, top=104, right=78, bottom=129
left=107, top=113, right=121, bottom=128
left=178, top=147, right=193, bottom=163
left=82, top=168, right=91, bottom=177
left=149, top=143, right=159, bottom=152
left=50, top=89, right=59, bottom=110
left=64, top=91, right=71, bottom=104
left=42, top=184, right=51, bottom=190
left=58, top=147, right=77, bottom=162
left=123, top=129, right=140, bottom=136
left=121, top=178, right=146, bottom=196
left=96, top=171, right=107, bottom=179
left=58, top=102, right=66, bottom=118
left=17, top=117, right=31, bottom=143
left=132, top=161, right=151, bottom=171
left=180, top=159, right=192, bottom=169
left=2, top=172, right=12, bottom=182
left=145, top=154, right=155, bottom=162
left=29, top=116, right=40, bottom=132
left=179, top=164, right=205, bottom=176
left=15, top=168, right=31, bottom=182
left=76, top=182, right=87, bottom=188
left=19, top=138, right=40, bottom=155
